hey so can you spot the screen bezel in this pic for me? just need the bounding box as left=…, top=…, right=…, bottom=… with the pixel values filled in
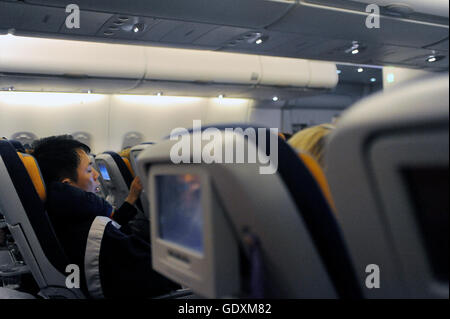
left=369, top=129, right=448, bottom=295
left=149, top=165, right=214, bottom=291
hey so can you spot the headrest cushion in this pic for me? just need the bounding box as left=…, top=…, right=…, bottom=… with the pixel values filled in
left=17, top=152, right=47, bottom=202
left=122, top=157, right=135, bottom=177
left=298, top=152, right=336, bottom=214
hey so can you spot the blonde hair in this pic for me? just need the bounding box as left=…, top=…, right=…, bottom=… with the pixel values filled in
left=288, top=124, right=334, bottom=168
left=118, top=147, right=131, bottom=161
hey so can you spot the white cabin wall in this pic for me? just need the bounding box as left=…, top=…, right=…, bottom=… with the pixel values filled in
left=282, top=108, right=342, bottom=133
left=204, top=98, right=252, bottom=125
left=0, top=92, right=110, bottom=152
left=108, top=95, right=209, bottom=151
left=248, top=108, right=282, bottom=129
left=108, top=96, right=253, bottom=151
left=0, top=92, right=257, bottom=154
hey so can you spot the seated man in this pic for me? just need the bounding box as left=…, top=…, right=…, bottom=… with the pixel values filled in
left=32, top=135, right=178, bottom=298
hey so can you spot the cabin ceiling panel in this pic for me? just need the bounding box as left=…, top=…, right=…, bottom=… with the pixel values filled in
left=268, top=3, right=449, bottom=48
left=193, top=26, right=253, bottom=47
left=0, top=0, right=447, bottom=70
left=23, top=0, right=294, bottom=28
left=60, top=10, right=113, bottom=36
left=96, top=14, right=159, bottom=40
left=424, top=38, right=449, bottom=52
left=371, top=45, right=444, bottom=66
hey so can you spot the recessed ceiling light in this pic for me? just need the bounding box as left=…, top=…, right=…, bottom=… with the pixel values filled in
left=357, top=67, right=364, bottom=73
left=387, top=73, right=395, bottom=83
left=427, top=56, right=437, bottom=63
left=351, top=49, right=360, bottom=55
left=370, top=78, right=377, bottom=83
left=272, top=96, right=279, bottom=102
left=255, top=38, right=263, bottom=45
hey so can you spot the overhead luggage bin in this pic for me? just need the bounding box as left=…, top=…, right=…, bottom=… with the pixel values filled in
left=0, top=35, right=146, bottom=79
left=0, top=35, right=339, bottom=94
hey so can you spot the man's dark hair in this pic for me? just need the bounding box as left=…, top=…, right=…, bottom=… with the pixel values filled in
left=32, top=135, right=91, bottom=185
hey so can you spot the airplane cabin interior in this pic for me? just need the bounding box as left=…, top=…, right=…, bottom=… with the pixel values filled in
left=0, top=0, right=448, bottom=301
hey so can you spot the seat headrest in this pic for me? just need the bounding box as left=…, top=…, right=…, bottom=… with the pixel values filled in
left=298, top=152, right=336, bottom=213
left=122, top=157, right=135, bottom=177
left=17, top=152, right=46, bottom=202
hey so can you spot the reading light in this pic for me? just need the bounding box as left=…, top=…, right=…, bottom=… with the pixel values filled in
left=345, top=41, right=361, bottom=55
left=427, top=56, right=437, bottom=63
left=254, top=34, right=268, bottom=45
left=272, top=96, right=279, bottom=102
left=218, top=94, right=224, bottom=99
left=133, top=23, right=145, bottom=33
left=156, top=92, right=163, bottom=96
left=357, top=68, right=364, bottom=73
left=370, top=78, right=377, bottom=83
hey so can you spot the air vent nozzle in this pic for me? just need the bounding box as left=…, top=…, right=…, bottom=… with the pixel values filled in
left=384, top=4, right=415, bottom=18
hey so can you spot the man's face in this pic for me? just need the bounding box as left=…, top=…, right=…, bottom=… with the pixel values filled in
left=72, top=149, right=100, bottom=193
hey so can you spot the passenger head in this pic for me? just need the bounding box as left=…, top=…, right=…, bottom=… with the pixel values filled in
left=288, top=124, right=335, bottom=168
left=32, top=135, right=100, bottom=193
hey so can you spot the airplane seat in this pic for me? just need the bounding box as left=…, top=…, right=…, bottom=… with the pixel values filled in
left=326, top=74, right=449, bottom=299
left=9, top=140, right=26, bottom=153
left=129, top=143, right=155, bottom=219
left=297, top=152, right=336, bottom=213
left=122, top=157, right=134, bottom=176
left=0, top=139, right=85, bottom=298
left=130, top=143, right=155, bottom=175
left=89, top=154, right=108, bottom=200
left=138, top=124, right=361, bottom=298
left=94, top=151, right=143, bottom=211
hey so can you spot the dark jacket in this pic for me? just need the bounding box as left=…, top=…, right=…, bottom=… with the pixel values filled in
left=46, top=182, right=178, bottom=298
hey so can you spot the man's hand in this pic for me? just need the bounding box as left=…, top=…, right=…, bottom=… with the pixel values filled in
left=125, top=176, right=143, bottom=205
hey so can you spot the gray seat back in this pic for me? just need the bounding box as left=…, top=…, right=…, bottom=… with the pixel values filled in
left=326, top=74, right=449, bottom=298
left=0, top=140, right=84, bottom=298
